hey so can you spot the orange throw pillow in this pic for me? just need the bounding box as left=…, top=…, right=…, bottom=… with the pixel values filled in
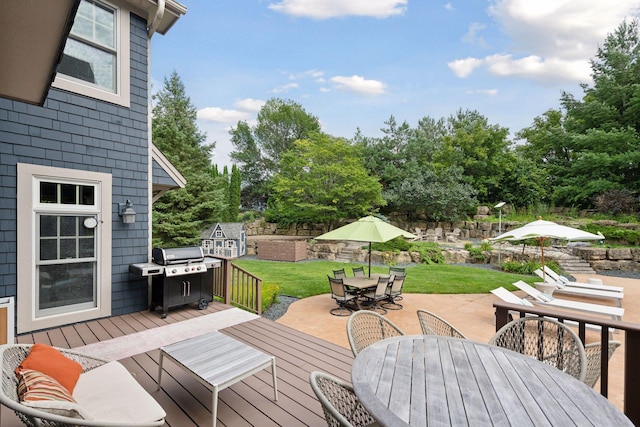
left=16, top=344, right=83, bottom=394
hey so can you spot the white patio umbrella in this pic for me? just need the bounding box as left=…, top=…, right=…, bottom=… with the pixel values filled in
left=490, top=219, right=604, bottom=279
left=315, top=216, right=416, bottom=277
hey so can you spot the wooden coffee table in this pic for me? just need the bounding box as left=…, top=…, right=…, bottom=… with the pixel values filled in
left=157, top=331, right=278, bottom=427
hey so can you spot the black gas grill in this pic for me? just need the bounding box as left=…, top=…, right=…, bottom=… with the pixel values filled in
left=129, top=246, right=221, bottom=318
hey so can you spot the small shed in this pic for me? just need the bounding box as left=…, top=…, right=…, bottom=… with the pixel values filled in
left=201, top=222, right=246, bottom=258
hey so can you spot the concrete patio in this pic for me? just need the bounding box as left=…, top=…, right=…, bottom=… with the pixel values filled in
left=276, top=273, right=640, bottom=412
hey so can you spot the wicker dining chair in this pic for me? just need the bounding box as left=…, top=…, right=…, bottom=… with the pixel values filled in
left=346, top=311, right=405, bottom=357
left=309, top=371, right=379, bottom=427
left=488, top=317, right=587, bottom=382
left=584, top=340, right=621, bottom=388
left=416, top=309, right=467, bottom=339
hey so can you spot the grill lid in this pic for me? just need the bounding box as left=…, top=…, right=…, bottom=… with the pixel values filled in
left=152, top=246, right=204, bottom=266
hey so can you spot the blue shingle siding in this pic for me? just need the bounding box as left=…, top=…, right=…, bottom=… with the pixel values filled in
left=0, top=13, right=152, bottom=321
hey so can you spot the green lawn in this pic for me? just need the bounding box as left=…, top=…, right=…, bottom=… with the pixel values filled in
left=233, top=259, right=534, bottom=299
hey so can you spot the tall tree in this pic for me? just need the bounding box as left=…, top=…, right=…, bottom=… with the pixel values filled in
left=434, top=109, right=512, bottom=202
left=519, top=20, right=640, bottom=208
left=267, top=132, right=384, bottom=229
left=229, top=98, right=321, bottom=209
left=151, top=71, right=228, bottom=246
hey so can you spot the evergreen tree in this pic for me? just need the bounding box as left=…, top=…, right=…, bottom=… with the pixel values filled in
left=228, top=165, right=241, bottom=221
left=151, top=71, right=228, bottom=246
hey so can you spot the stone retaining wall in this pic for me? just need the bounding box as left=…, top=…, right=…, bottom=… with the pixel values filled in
left=244, top=218, right=640, bottom=271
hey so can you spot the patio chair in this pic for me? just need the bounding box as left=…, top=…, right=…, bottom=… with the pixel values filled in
left=346, top=311, right=404, bottom=356
left=388, top=266, right=406, bottom=277
left=445, top=228, right=461, bottom=242
left=352, top=267, right=365, bottom=277
left=488, top=317, right=587, bottom=382
left=425, top=229, right=438, bottom=242
left=381, top=276, right=405, bottom=310
left=0, top=344, right=166, bottom=427
left=333, top=269, right=347, bottom=280
left=359, top=276, right=392, bottom=315
left=584, top=340, right=621, bottom=388
left=416, top=309, right=467, bottom=339
left=411, top=228, right=424, bottom=241
left=328, top=276, right=358, bottom=316
left=309, top=371, right=379, bottom=427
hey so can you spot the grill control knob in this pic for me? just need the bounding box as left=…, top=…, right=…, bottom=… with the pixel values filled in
left=185, top=267, right=190, bottom=273
left=196, top=266, right=202, bottom=271
left=171, top=268, right=177, bottom=274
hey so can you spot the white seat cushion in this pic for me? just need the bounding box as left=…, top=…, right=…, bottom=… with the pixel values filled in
left=73, top=361, right=165, bottom=423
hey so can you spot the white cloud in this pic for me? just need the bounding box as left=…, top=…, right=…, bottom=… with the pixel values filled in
left=484, top=53, right=591, bottom=82
left=463, top=23, right=487, bottom=47
left=233, top=98, right=265, bottom=112
left=330, top=75, right=386, bottom=95
left=289, top=69, right=325, bottom=80
left=488, top=0, right=640, bottom=59
left=448, top=57, right=483, bottom=78
left=466, top=88, right=498, bottom=95
left=197, top=107, right=250, bottom=123
left=449, top=0, right=640, bottom=84
left=271, top=82, right=299, bottom=93
left=444, top=3, right=455, bottom=11
left=268, top=0, right=408, bottom=19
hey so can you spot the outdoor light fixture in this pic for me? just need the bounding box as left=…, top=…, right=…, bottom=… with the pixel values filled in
left=494, top=202, right=505, bottom=264
left=118, top=199, right=136, bottom=224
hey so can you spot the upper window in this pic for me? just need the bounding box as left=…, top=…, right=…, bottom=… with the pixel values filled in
left=58, top=0, right=116, bottom=92
left=53, top=0, right=130, bottom=107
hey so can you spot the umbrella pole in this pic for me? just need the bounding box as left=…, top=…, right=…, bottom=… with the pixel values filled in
left=368, top=242, right=372, bottom=278
left=538, top=237, right=546, bottom=280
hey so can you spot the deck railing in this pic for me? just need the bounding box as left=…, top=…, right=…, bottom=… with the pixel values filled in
left=494, top=301, right=640, bottom=425
left=208, top=256, right=262, bottom=314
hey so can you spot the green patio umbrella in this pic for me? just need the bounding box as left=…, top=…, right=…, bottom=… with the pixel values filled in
left=315, top=216, right=416, bottom=277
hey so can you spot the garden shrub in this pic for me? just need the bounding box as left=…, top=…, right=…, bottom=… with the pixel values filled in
left=581, top=224, right=640, bottom=245
left=501, top=260, right=560, bottom=275
left=262, top=282, right=281, bottom=312
left=594, top=189, right=637, bottom=215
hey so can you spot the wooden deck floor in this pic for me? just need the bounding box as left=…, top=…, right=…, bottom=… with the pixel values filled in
left=1, top=301, right=353, bottom=427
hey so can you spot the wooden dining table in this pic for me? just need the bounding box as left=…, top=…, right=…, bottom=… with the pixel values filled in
left=351, top=335, right=632, bottom=426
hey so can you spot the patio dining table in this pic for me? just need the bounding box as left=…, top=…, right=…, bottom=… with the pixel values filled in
left=351, top=335, right=632, bottom=426
left=342, top=274, right=384, bottom=291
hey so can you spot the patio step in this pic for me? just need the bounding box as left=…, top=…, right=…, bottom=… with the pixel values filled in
left=557, top=256, right=597, bottom=275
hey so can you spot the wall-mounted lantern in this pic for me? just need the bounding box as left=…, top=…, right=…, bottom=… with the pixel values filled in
left=118, top=199, right=136, bottom=224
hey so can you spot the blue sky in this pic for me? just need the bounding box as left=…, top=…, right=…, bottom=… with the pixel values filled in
left=150, top=1, right=640, bottom=167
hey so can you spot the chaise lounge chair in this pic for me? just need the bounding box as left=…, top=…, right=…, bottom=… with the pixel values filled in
left=533, top=269, right=624, bottom=307
left=511, top=280, right=624, bottom=321
left=537, top=266, right=623, bottom=293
